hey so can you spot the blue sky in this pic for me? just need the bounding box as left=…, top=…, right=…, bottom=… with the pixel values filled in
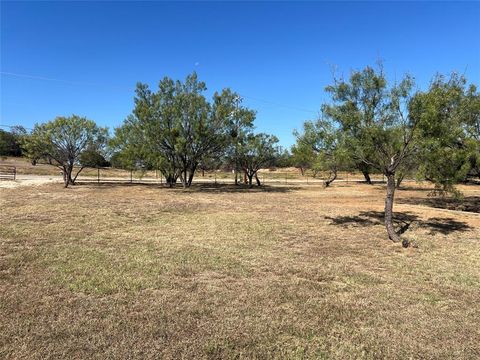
left=1, top=1, right=479, bottom=147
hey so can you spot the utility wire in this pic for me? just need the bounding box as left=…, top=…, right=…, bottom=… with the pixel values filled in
left=0, top=71, right=132, bottom=91
left=1, top=71, right=318, bottom=114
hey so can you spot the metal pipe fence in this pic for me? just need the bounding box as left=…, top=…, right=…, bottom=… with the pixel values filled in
left=0, top=165, right=16, bottom=180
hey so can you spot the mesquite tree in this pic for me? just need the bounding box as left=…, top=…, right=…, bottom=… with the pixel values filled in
left=323, top=66, right=417, bottom=245
left=290, top=142, right=316, bottom=176
left=0, top=126, right=25, bottom=157
left=214, top=89, right=256, bottom=184
left=109, top=116, right=148, bottom=172
left=414, top=74, right=480, bottom=194
left=79, top=148, right=110, bottom=168
left=113, top=73, right=246, bottom=187
left=294, top=118, right=347, bottom=187
left=23, top=115, right=107, bottom=187
left=238, top=133, right=280, bottom=187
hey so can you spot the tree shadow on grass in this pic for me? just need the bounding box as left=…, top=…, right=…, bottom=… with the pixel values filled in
left=325, top=210, right=472, bottom=235
left=182, top=183, right=298, bottom=193
left=423, top=217, right=474, bottom=235
left=74, top=181, right=297, bottom=193
left=395, top=185, right=432, bottom=192
left=398, top=196, right=480, bottom=214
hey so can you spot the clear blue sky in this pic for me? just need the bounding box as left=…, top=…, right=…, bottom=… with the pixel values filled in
left=1, top=1, right=479, bottom=147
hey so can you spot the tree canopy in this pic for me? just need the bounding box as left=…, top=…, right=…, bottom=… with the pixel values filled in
left=0, top=127, right=25, bottom=157
left=112, top=72, right=261, bottom=187
left=22, top=115, right=108, bottom=187
left=294, top=118, right=349, bottom=186
left=413, top=74, right=480, bottom=195
left=239, top=133, right=280, bottom=187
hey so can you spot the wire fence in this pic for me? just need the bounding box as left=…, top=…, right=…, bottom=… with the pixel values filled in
left=2, top=159, right=389, bottom=186
left=69, top=168, right=388, bottom=186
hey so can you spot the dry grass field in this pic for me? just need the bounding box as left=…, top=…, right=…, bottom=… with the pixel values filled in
left=1, top=180, right=479, bottom=359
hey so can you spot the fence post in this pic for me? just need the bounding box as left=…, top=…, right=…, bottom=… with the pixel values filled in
left=14, top=166, right=16, bottom=181
left=285, top=173, right=287, bottom=184
left=130, top=170, right=133, bottom=184
left=97, top=168, right=100, bottom=184
left=214, top=173, right=217, bottom=184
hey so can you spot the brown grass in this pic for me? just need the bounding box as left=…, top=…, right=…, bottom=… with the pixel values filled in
left=1, top=181, right=479, bottom=359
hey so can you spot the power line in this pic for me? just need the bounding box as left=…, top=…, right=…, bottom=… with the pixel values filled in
left=1, top=71, right=319, bottom=114
left=0, top=71, right=131, bottom=91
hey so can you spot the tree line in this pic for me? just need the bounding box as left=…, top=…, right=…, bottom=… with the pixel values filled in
left=109, top=73, right=281, bottom=188
left=2, top=66, right=479, bottom=245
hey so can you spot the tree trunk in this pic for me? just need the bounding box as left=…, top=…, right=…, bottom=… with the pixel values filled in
left=63, top=165, right=75, bottom=188
left=300, top=167, right=305, bottom=176
left=361, top=169, right=372, bottom=184
left=384, top=173, right=401, bottom=243
left=187, top=164, right=197, bottom=187
left=181, top=169, right=187, bottom=188
left=72, top=166, right=85, bottom=184
left=234, top=156, right=239, bottom=185
left=325, top=169, right=337, bottom=187
left=63, top=167, right=69, bottom=188
left=247, top=174, right=253, bottom=188
left=255, top=173, right=261, bottom=186
left=187, top=171, right=195, bottom=187
left=396, top=173, right=405, bottom=189
left=166, top=174, right=174, bottom=187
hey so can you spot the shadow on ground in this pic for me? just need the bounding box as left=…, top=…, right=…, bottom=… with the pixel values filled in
left=75, top=181, right=298, bottom=193
left=398, top=196, right=480, bottom=214
left=325, top=210, right=473, bottom=235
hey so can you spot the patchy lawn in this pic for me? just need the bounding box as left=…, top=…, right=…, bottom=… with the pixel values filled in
left=1, top=182, right=479, bottom=359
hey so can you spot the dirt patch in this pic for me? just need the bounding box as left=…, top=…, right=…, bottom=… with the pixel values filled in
left=0, top=175, right=61, bottom=188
